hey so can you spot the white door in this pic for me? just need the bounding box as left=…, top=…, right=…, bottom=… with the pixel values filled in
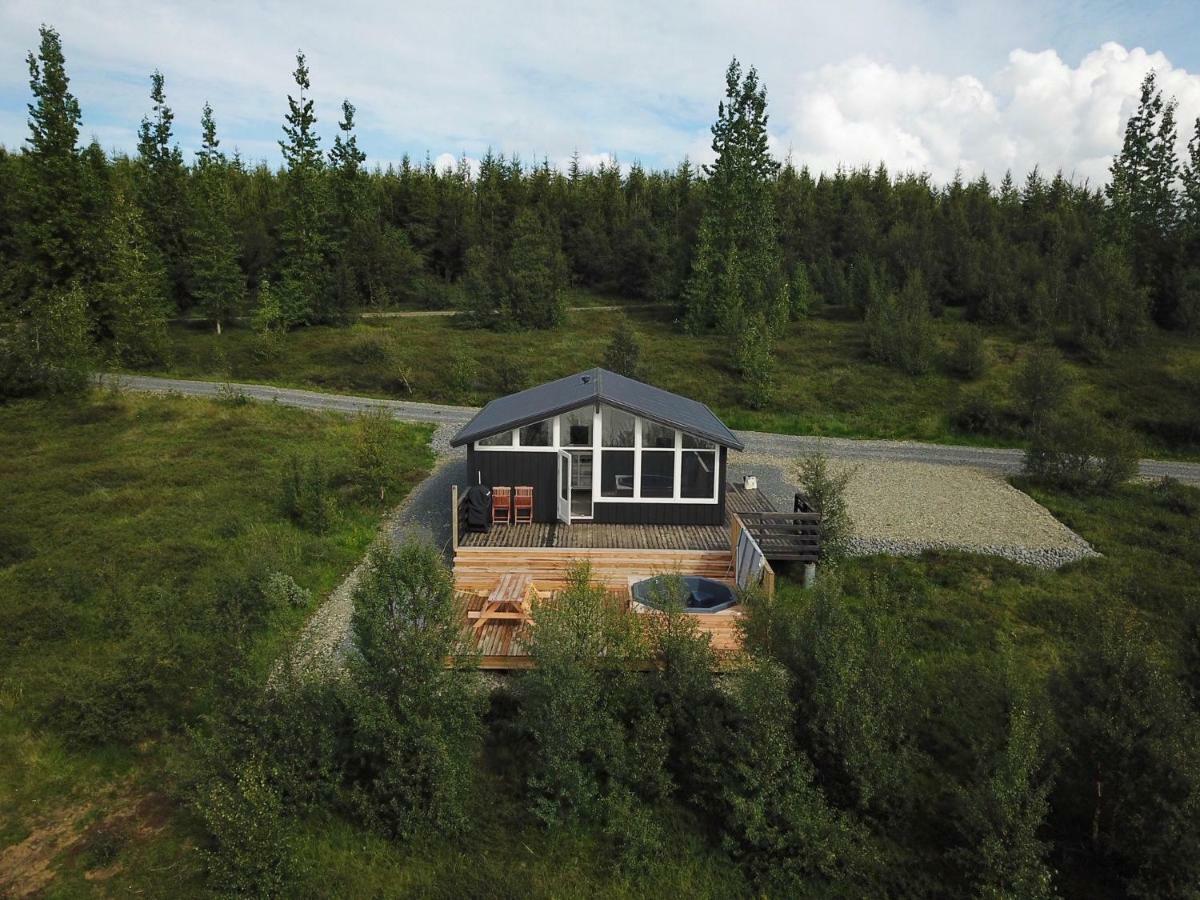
left=556, top=450, right=571, bottom=523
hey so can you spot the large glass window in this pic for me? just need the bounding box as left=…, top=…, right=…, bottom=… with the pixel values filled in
left=600, top=450, right=635, bottom=496
left=478, top=430, right=513, bottom=447
left=682, top=434, right=716, bottom=450
left=601, top=406, right=635, bottom=447
left=643, top=421, right=675, bottom=449
left=641, top=451, right=675, bottom=497
left=518, top=419, right=551, bottom=446
left=681, top=450, right=716, bottom=498
left=560, top=408, right=592, bottom=447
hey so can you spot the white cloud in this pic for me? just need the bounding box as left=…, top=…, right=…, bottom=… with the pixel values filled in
left=782, top=43, right=1200, bottom=185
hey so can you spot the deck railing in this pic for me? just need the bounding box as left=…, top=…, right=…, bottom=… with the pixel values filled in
left=734, top=509, right=821, bottom=562
left=730, top=513, right=776, bottom=597
left=451, top=484, right=471, bottom=551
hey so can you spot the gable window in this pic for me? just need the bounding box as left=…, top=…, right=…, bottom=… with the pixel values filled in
left=560, top=408, right=592, bottom=447
left=478, top=430, right=514, bottom=447
left=519, top=419, right=551, bottom=446
left=643, top=421, right=675, bottom=449
left=601, top=406, right=635, bottom=447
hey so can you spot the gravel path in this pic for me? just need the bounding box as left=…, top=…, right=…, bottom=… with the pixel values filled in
left=104, top=373, right=1200, bottom=485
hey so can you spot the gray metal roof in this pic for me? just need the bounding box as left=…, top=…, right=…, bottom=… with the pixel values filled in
left=449, top=368, right=745, bottom=451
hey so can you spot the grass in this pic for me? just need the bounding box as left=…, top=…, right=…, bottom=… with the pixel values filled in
left=135, top=296, right=1200, bottom=459
left=0, top=390, right=433, bottom=894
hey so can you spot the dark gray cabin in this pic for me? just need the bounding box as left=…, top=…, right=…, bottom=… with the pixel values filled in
left=450, top=368, right=744, bottom=526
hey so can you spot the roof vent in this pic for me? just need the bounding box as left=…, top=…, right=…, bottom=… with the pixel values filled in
left=580, top=374, right=591, bottom=384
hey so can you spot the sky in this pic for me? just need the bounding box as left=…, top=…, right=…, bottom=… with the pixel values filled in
left=2, top=0, right=1200, bottom=186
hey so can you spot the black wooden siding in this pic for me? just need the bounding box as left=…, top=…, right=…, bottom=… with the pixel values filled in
left=466, top=447, right=559, bottom=521
left=466, top=446, right=727, bottom=526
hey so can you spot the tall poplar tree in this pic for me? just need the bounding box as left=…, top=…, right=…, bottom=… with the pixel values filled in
left=278, top=51, right=327, bottom=326
left=188, top=102, right=245, bottom=333
left=136, top=70, right=190, bottom=308
left=682, top=58, right=786, bottom=334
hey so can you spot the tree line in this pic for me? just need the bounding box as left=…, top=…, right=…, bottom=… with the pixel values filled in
left=2, top=27, right=1199, bottom=399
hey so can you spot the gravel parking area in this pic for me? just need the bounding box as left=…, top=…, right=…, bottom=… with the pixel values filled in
left=730, top=453, right=1097, bottom=569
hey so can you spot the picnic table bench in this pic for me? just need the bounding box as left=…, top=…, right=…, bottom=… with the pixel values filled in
left=468, top=573, right=538, bottom=631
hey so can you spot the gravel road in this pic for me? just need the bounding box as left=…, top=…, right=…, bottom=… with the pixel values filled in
left=105, top=373, right=1200, bottom=485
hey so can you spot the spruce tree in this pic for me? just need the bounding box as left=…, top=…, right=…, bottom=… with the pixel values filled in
left=683, top=58, right=786, bottom=334
left=136, top=70, right=190, bottom=308
left=17, top=25, right=88, bottom=300
left=97, top=188, right=171, bottom=367
left=277, top=51, right=327, bottom=326
left=188, top=102, right=245, bottom=334
left=327, top=99, right=367, bottom=314
left=504, top=208, right=567, bottom=329
left=602, top=316, right=643, bottom=379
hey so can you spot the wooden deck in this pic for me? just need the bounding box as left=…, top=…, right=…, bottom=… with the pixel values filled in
left=459, top=483, right=774, bottom=551
left=452, top=484, right=778, bottom=670
left=460, top=588, right=743, bottom=670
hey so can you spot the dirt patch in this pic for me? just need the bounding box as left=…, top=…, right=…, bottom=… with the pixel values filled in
left=0, top=790, right=174, bottom=896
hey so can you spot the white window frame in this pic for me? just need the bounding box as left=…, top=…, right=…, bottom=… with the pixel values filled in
left=472, top=404, right=721, bottom=505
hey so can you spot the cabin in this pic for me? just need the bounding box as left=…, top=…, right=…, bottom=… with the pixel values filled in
left=448, top=369, right=820, bottom=669
left=450, top=368, right=744, bottom=526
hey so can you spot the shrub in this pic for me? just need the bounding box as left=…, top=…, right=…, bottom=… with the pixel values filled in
left=263, top=571, right=311, bottom=610
left=193, top=753, right=297, bottom=896
left=493, top=358, right=528, bottom=395
left=946, top=323, right=987, bottom=379
left=518, top=563, right=667, bottom=829
left=734, top=315, right=775, bottom=410
left=603, top=316, right=643, bottom=379
left=447, top=347, right=479, bottom=400
left=346, top=542, right=485, bottom=837
left=346, top=330, right=396, bottom=366
left=1051, top=611, right=1200, bottom=897
left=1023, top=409, right=1139, bottom=493
left=796, top=452, right=855, bottom=560
left=352, top=407, right=404, bottom=504
left=1150, top=476, right=1200, bottom=516
left=1011, top=345, right=1071, bottom=428
left=717, top=658, right=872, bottom=892
left=951, top=386, right=1005, bottom=436
left=279, top=455, right=337, bottom=532
left=864, top=274, right=936, bottom=375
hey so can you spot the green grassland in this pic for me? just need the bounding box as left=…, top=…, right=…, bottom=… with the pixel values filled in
left=0, top=392, right=433, bottom=895
left=144, top=300, right=1200, bottom=459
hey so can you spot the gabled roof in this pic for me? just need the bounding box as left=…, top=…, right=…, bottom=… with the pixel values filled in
left=450, top=368, right=744, bottom=451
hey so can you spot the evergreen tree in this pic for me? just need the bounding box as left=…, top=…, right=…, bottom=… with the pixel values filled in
left=1066, top=242, right=1149, bottom=354
left=97, top=188, right=171, bottom=367
left=136, top=70, right=190, bottom=309
left=327, top=99, right=366, bottom=313
left=16, top=25, right=89, bottom=300
left=5, top=25, right=101, bottom=397
left=683, top=58, right=786, bottom=334
left=188, top=102, right=245, bottom=333
left=602, top=316, right=643, bottom=378
left=277, top=51, right=327, bottom=326
left=504, top=208, right=568, bottom=329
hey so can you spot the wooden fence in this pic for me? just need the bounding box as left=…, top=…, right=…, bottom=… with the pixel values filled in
left=734, top=503, right=821, bottom=564
left=730, top=514, right=776, bottom=597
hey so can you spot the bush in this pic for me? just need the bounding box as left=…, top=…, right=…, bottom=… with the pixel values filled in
left=1150, top=476, right=1200, bottom=516
left=263, top=571, right=311, bottom=610
left=864, top=274, right=936, bottom=376
left=193, top=752, right=297, bottom=896
left=946, top=323, right=987, bottom=379
left=797, top=452, right=855, bottom=560
left=352, top=407, right=405, bottom=504
left=346, top=542, right=486, bottom=837
left=346, top=330, right=396, bottom=366
left=603, top=316, right=643, bottom=379
left=279, top=455, right=337, bottom=532
left=493, top=358, right=528, bottom=395
left=519, top=563, right=668, bottom=829
left=734, top=315, right=775, bottom=410
left=446, top=347, right=479, bottom=400
left=717, top=658, right=871, bottom=892
left=951, top=386, right=1005, bottom=436
left=1023, top=409, right=1139, bottom=493
left=1012, top=345, right=1071, bottom=428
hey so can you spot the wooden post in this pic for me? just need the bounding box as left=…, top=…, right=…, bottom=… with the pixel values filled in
left=762, top=562, right=776, bottom=598
left=802, top=562, right=817, bottom=589
left=451, top=483, right=459, bottom=552
left=730, top=513, right=742, bottom=557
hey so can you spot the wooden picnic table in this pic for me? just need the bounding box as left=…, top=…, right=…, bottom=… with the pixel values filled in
left=468, top=573, right=537, bottom=631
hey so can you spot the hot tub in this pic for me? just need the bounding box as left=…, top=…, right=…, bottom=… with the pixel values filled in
left=630, top=575, right=737, bottom=614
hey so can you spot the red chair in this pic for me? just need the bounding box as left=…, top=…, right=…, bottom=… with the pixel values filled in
left=513, top=486, right=534, bottom=524
left=491, top=486, right=512, bottom=525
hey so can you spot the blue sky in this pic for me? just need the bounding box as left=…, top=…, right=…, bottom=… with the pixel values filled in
left=1, top=0, right=1198, bottom=184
